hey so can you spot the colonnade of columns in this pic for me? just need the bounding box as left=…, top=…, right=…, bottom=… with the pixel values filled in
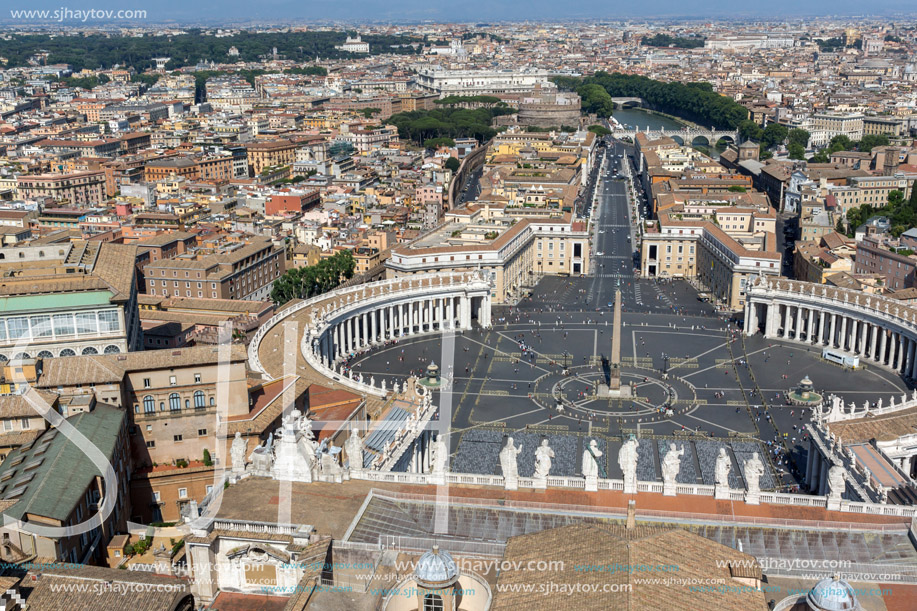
left=746, top=300, right=917, bottom=378
left=319, top=293, right=489, bottom=363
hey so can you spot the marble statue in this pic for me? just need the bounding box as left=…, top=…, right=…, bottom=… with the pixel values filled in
left=913, top=389, right=917, bottom=402
left=618, top=437, right=639, bottom=493
left=533, top=439, right=554, bottom=479
left=877, top=397, right=884, bottom=410
left=582, top=439, right=603, bottom=479
left=662, top=443, right=684, bottom=493
left=500, top=437, right=522, bottom=480
left=715, top=448, right=731, bottom=488
left=429, top=434, right=448, bottom=475
left=344, top=425, right=363, bottom=471
left=231, top=432, right=247, bottom=474
left=744, top=452, right=765, bottom=495
left=827, top=464, right=846, bottom=502
left=249, top=433, right=274, bottom=475
left=902, top=393, right=907, bottom=406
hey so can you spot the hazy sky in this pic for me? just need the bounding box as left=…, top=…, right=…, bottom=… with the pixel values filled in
left=6, top=0, right=916, bottom=23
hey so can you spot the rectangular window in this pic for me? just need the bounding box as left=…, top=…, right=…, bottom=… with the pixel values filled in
left=178, top=488, right=187, bottom=499
left=169, top=376, right=177, bottom=386
left=198, top=429, right=207, bottom=436
left=52, top=314, right=74, bottom=336
left=97, top=311, right=120, bottom=333
left=7, top=317, right=29, bottom=340
left=146, top=441, right=155, bottom=448
left=30, top=315, right=52, bottom=337
left=75, top=312, right=98, bottom=335
left=153, top=491, right=160, bottom=502
left=174, top=435, right=182, bottom=442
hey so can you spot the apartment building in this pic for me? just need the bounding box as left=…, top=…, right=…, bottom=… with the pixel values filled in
left=144, top=238, right=284, bottom=301
left=854, top=234, right=917, bottom=290
left=793, top=232, right=855, bottom=284
left=808, top=113, right=865, bottom=147
left=829, top=174, right=913, bottom=215
left=245, top=140, right=297, bottom=176
left=17, top=171, right=106, bottom=205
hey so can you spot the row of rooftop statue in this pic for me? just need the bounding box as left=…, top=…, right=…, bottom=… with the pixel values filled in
left=227, top=408, right=848, bottom=504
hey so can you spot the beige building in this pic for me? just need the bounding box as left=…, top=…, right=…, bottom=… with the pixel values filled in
left=641, top=214, right=781, bottom=310
left=17, top=171, right=107, bottom=205
left=386, top=214, right=589, bottom=303
left=245, top=140, right=296, bottom=176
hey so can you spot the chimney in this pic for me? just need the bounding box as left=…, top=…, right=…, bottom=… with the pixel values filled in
left=626, top=500, right=636, bottom=529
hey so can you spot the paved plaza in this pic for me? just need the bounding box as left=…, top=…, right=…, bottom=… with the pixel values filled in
left=346, top=144, right=911, bottom=493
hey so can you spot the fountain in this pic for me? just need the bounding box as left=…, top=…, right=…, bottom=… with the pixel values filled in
left=787, top=375, right=823, bottom=406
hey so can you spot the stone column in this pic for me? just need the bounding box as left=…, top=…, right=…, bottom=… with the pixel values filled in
left=763, top=304, right=776, bottom=338
left=859, top=321, right=868, bottom=356
left=481, top=294, right=492, bottom=328
left=839, top=316, right=848, bottom=351
left=807, top=308, right=815, bottom=343
left=907, top=338, right=916, bottom=378
left=829, top=313, right=837, bottom=348
left=847, top=319, right=857, bottom=353
left=371, top=309, right=378, bottom=345
left=890, top=333, right=900, bottom=371
left=876, top=327, right=888, bottom=365
left=795, top=306, right=803, bottom=340
left=870, top=325, right=879, bottom=361
left=782, top=305, right=791, bottom=339
left=427, top=299, right=433, bottom=332
left=818, top=310, right=826, bottom=345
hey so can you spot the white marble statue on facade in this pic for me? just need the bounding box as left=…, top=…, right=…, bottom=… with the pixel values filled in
left=582, top=439, right=603, bottom=479
left=618, top=437, right=639, bottom=494
left=743, top=452, right=765, bottom=504
left=714, top=447, right=731, bottom=499
left=231, top=432, right=247, bottom=474
left=344, top=425, right=363, bottom=472
left=533, top=439, right=554, bottom=479
left=500, top=436, right=522, bottom=481
left=662, top=442, right=684, bottom=496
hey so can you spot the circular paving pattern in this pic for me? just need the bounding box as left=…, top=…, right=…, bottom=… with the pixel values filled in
left=531, top=365, right=698, bottom=422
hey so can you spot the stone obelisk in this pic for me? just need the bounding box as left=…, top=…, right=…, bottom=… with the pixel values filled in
left=609, top=288, right=622, bottom=390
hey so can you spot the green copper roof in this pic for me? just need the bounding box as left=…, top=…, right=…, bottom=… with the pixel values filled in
left=0, top=291, right=113, bottom=314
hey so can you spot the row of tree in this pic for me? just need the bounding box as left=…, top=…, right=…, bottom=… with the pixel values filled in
left=841, top=186, right=917, bottom=239
left=384, top=103, right=516, bottom=146
left=641, top=34, right=705, bottom=49
left=270, top=250, right=356, bottom=306
left=0, top=31, right=420, bottom=71
left=552, top=72, right=749, bottom=129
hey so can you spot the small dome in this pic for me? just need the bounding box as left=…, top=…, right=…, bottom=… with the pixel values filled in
left=807, top=575, right=860, bottom=610
left=414, top=546, right=458, bottom=586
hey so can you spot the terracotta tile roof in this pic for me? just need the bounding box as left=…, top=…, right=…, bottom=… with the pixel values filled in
left=493, top=524, right=767, bottom=610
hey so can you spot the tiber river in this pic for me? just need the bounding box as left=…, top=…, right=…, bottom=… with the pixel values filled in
left=611, top=107, right=728, bottom=159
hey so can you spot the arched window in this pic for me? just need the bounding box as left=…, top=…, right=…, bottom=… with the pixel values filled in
left=103, top=345, right=120, bottom=354
left=423, top=594, right=444, bottom=611
left=59, top=349, right=76, bottom=357
left=81, top=347, right=99, bottom=355
left=169, top=393, right=181, bottom=411
left=0, top=253, right=4, bottom=260
left=143, top=396, right=155, bottom=413
left=194, top=391, right=205, bottom=408
left=11, top=352, right=29, bottom=360
left=209, top=397, right=215, bottom=406
left=184, top=399, right=189, bottom=409
left=36, top=350, right=53, bottom=358
left=17, top=252, right=23, bottom=259
left=159, top=402, right=165, bottom=411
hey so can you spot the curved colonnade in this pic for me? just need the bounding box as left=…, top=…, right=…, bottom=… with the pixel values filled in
left=745, top=276, right=917, bottom=379
left=250, top=271, right=493, bottom=399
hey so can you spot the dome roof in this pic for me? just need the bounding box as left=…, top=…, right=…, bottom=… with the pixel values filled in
left=414, top=546, right=458, bottom=586
left=806, top=576, right=860, bottom=611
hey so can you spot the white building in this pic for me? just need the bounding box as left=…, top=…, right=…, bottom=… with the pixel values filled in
left=807, top=113, right=865, bottom=147
left=336, top=35, right=370, bottom=54
left=415, top=68, right=552, bottom=97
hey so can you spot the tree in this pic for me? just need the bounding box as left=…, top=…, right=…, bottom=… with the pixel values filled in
left=828, top=134, right=855, bottom=153
left=761, top=123, right=789, bottom=149
left=788, top=143, right=806, bottom=160
left=835, top=217, right=846, bottom=235
left=270, top=250, right=356, bottom=306
left=423, top=137, right=455, bottom=149
left=587, top=124, right=611, bottom=137
left=444, top=156, right=461, bottom=172
left=787, top=128, right=810, bottom=149
left=738, top=120, right=762, bottom=142
left=577, top=84, right=614, bottom=118
left=858, top=134, right=890, bottom=153
left=809, top=149, right=830, bottom=163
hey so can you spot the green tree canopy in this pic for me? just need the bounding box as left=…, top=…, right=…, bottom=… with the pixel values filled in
left=444, top=156, right=461, bottom=172
left=587, top=125, right=611, bottom=136
left=738, top=120, right=763, bottom=142
left=270, top=250, right=356, bottom=306
left=788, top=143, right=806, bottom=160
left=761, top=123, right=789, bottom=149
left=787, top=128, right=810, bottom=149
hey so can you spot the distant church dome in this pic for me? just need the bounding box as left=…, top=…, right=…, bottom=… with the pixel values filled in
left=414, top=546, right=459, bottom=587
left=806, top=575, right=860, bottom=610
